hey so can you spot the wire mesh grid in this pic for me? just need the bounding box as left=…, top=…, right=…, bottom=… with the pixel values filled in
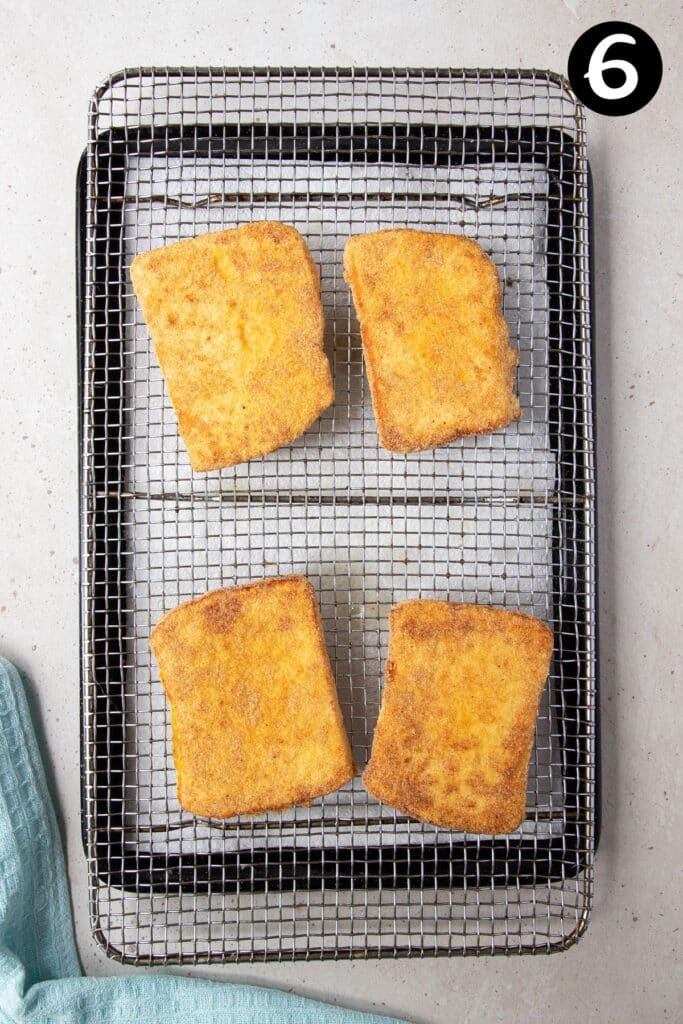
left=79, top=67, right=596, bottom=962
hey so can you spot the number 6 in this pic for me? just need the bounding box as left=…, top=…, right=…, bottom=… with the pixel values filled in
left=585, top=33, right=639, bottom=100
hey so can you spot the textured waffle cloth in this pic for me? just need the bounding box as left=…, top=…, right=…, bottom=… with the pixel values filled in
left=0, top=656, right=406, bottom=1024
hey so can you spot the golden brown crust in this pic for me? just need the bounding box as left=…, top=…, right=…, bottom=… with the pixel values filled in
left=130, top=222, right=334, bottom=472
left=362, top=601, right=553, bottom=833
left=150, top=576, right=355, bottom=818
left=343, top=229, right=520, bottom=453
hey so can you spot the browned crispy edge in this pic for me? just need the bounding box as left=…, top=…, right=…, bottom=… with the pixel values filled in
left=343, top=230, right=520, bottom=453
left=151, top=575, right=356, bottom=818
left=362, top=601, right=553, bottom=834
left=131, top=224, right=334, bottom=473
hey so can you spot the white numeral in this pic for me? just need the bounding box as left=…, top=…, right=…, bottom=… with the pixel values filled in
left=585, top=33, right=639, bottom=100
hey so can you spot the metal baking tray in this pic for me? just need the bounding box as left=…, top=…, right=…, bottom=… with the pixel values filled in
left=78, top=67, right=597, bottom=963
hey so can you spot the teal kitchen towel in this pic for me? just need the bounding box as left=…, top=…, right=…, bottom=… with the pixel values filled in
left=0, top=656, right=407, bottom=1024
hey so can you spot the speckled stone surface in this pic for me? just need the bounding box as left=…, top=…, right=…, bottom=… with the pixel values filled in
left=0, top=1, right=681, bottom=1021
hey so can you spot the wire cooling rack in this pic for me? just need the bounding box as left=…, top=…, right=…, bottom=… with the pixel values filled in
left=78, top=67, right=597, bottom=963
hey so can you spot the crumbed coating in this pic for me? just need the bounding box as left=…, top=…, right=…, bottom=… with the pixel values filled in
left=363, top=601, right=553, bottom=833
left=131, top=222, right=333, bottom=471
left=150, top=577, right=355, bottom=818
left=344, top=229, right=520, bottom=452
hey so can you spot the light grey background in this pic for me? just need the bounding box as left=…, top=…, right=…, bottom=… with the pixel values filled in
left=1, top=1, right=681, bottom=1021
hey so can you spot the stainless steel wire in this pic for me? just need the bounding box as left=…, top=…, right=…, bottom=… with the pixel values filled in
left=80, top=67, right=596, bottom=963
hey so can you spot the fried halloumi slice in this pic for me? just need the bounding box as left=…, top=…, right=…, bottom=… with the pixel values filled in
left=130, top=222, right=333, bottom=471
left=151, top=577, right=355, bottom=818
left=344, top=229, right=520, bottom=452
left=363, top=601, right=553, bottom=833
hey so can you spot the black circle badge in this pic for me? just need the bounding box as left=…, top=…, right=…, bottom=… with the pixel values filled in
left=568, top=21, right=662, bottom=116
